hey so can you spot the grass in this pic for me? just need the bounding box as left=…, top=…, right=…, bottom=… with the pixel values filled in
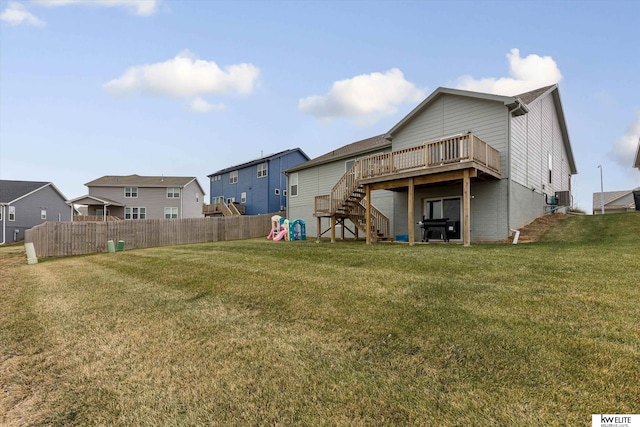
left=1, top=213, right=639, bottom=426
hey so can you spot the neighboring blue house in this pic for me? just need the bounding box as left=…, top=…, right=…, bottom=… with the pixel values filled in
left=0, top=180, right=71, bottom=244
left=207, top=149, right=309, bottom=216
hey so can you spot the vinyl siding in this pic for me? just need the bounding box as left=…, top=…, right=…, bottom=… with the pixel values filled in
left=210, top=151, right=308, bottom=215
left=510, top=91, right=572, bottom=229
left=287, top=150, right=394, bottom=238
left=391, top=93, right=510, bottom=241
left=89, top=185, right=204, bottom=219
left=2, top=185, right=71, bottom=242
left=391, top=94, right=509, bottom=174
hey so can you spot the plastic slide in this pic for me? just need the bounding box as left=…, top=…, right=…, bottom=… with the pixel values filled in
left=272, top=227, right=288, bottom=241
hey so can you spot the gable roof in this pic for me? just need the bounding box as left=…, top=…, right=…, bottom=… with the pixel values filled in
left=86, top=175, right=205, bottom=194
left=208, top=148, right=310, bottom=177
left=285, top=134, right=391, bottom=173
left=0, top=180, right=68, bottom=205
left=387, top=87, right=528, bottom=139
left=387, top=84, right=577, bottom=175
left=592, top=188, right=639, bottom=210
left=67, top=194, right=124, bottom=206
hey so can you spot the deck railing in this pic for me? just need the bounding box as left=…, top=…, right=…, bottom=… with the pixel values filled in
left=359, top=133, right=499, bottom=180
left=314, top=133, right=499, bottom=226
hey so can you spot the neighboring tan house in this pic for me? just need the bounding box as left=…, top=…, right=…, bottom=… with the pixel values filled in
left=206, top=148, right=309, bottom=216
left=0, top=180, right=71, bottom=244
left=286, top=84, right=577, bottom=245
left=68, top=175, right=205, bottom=220
left=592, top=188, right=639, bottom=214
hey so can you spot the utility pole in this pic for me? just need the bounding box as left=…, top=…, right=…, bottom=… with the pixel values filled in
left=598, top=165, right=604, bottom=215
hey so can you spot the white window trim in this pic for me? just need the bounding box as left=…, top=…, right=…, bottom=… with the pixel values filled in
left=125, top=207, right=146, bottom=220
left=41, top=209, right=47, bottom=220
left=124, top=186, right=138, bottom=198
left=229, top=171, right=238, bottom=184
left=167, top=187, right=181, bottom=198
left=257, top=162, right=268, bottom=178
left=9, top=206, right=16, bottom=221
left=290, top=173, right=298, bottom=197
left=274, top=188, right=280, bottom=195
left=241, top=192, right=247, bottom=204
left=164, top=207, right=178, bottom=219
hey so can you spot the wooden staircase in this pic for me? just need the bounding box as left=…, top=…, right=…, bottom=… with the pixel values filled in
left=328, top=162, right=389, bottom=242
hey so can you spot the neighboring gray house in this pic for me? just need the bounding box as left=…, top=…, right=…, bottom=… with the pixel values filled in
left=0, top=180, right=71, bottom=244
left=592, top=188, right=638, bottom=214
left=287, top=84, right=577, bottom=245
left=635, top=137, right=640, bottom=170
left=69, top=175, right=205, bottom=220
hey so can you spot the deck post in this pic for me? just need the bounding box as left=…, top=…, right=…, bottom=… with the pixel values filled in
left=365, top=185, right=372, bottom=245
left=341, top=218, right=345, bottom=240
left=317, top=216, right=321, bottom=241
left=463, top=169, right=471, bottom=246
left=330, top=215, right=336, bottom=243
left=408, top=177, right=415, bottom=246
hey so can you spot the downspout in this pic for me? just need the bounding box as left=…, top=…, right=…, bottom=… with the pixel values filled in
left=505, top=98, right=528, bottom=242
left=181, top=185, right=184, bottom=218
left=1, top=205, right=5, bottom=245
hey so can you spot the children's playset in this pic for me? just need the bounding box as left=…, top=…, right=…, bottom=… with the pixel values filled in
left=267, top=215, right=306, bottom=241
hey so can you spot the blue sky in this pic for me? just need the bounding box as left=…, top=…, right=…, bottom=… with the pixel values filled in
left=1, top=0, right=639, bottom=212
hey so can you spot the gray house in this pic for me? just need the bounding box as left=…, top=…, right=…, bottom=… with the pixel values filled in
left=592, top=188, right=638, bottom=214
left=0, top=180, right=71, bottom=244
left=287, top=84, right=577, bottom=245
left=635, top=137, right=640, bottom=170
left=69, top=175, right=205, bottom=220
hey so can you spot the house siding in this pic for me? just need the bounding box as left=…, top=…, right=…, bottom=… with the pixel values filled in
left=287, top=150, right=394, bottom=238
left=210, top=150, right=308, bottom=215
left=510, top=91, right=572, bottom=228
left=88, top=185, right=204, bottom=219
left=391, top=93, right=511, bottom=241
left=2, top=185, right=71, bottom=243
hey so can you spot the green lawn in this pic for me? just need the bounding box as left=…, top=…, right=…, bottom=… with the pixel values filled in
left=1, top=213, right=639, bottom=426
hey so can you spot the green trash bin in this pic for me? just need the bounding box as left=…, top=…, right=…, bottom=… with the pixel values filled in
left=117, top=240, right=125, bottom=252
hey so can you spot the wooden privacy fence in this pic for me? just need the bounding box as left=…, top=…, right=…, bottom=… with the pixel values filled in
left=25, top=214, right=276, bottom=258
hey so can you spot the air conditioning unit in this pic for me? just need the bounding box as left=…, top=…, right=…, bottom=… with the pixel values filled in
left=554, top=191, right=571, bottom=206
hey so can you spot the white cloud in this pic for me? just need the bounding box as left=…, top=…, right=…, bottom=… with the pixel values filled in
left=190, top=97, right=225, bottom=113
left=104, top=50, right=260, bottom=109
left=609, top=112, right=640, bottom=169
left=33, top=0, right=160, bottom=16
left=298, top=68, right=425, bottom=125
left=1, top=2, right=45, bottom=26
left=455, top=48, right=562, bottom=96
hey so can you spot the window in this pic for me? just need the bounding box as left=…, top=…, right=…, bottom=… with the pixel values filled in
left=290, top=173, right=298, bottom=197
left=125, top=207, right=146, bottom=219
left=211, top=175, right=221, bottom=182
left=241, top=192, right=247, bottom=204
left=196, top=194, right=199, bottom=203
left=274, top=188, right=280, bottom=196
left=41, top=209, right=47, bottom=220
left=229, top=171, right=238, bottom=184
left=257, top=162, right=268, bottom=178
left=9, top=206, right=15, bottom=221
left=0, top=207, right=2, bottom=221
left=423, top=198, right=461, bottom=240
left=226, top=197, right=235, bottom=204
left=548, top=153, right=553, bottom=184
left=167, top=187, right=180, bottom=198
left=164, top=207, right=178, bottom=219
left=212, top=196, right=224, bottom=204
left=125, top=187, right=138, bottom=198
left=283, top=189, right=287, bottom=196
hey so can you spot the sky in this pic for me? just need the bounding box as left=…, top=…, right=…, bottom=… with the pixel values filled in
left=1, top=0, right=639, bottom=213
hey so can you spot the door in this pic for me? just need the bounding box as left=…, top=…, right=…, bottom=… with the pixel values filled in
left=423, top=197, right=461, bottom=240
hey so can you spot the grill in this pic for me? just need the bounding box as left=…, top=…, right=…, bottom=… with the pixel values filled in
left=417, top=217, right=455, bottom=242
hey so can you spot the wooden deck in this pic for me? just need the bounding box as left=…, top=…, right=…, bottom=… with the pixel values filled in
left=314, top=133, right=501, bottom=245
